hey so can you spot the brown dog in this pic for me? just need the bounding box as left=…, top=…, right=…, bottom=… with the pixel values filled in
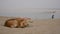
left=4, top=19, right=18, bottom=28
left=4, top=17, right=33, bottom=28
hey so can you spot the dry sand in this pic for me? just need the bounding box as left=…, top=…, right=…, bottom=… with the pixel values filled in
left=0, top=16, right=60, bottom=34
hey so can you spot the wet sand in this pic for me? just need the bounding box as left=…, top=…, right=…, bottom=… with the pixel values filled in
left=0, top=16, right=60, bottom=34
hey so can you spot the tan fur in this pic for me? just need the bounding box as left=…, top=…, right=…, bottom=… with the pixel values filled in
left=4, top=19, right=18, bottom=28
left=16, top=18, right=29, bottom=28
left=4, top=17, right=33, bottom=28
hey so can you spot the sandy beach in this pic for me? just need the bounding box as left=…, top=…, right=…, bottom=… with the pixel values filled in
left=0, top=16, right=60, bottom=34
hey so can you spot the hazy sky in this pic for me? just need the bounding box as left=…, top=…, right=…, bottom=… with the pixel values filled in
left=0, top=0, right=60, bottom=19
left=0, top=0, right=60, bottom=8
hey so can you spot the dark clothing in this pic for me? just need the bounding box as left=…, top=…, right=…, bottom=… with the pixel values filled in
left=52, top=15, right=54, bottom=19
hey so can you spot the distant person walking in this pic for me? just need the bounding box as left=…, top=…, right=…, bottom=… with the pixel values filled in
left=52, top=14, right=54, bottom=19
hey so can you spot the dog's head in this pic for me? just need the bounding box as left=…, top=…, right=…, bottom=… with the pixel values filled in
left=23, top=17, right=33, bottom=23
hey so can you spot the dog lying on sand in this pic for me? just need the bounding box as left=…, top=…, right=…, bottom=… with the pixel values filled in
left=4, top=17, right=33, bottom=28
